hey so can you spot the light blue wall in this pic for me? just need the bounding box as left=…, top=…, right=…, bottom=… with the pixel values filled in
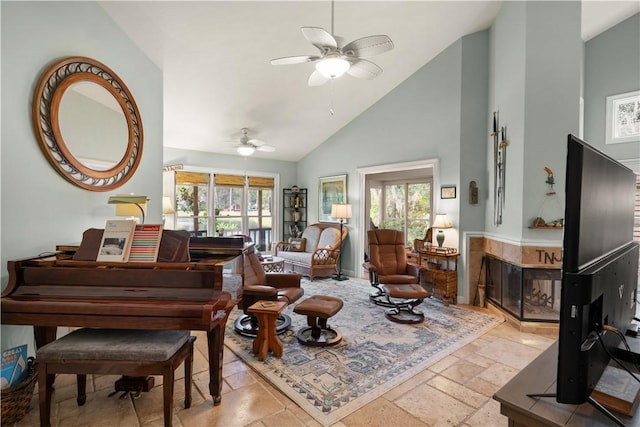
left=1, top=1, right=163, bottom=352
left=487, top=1, right=527, bottom=239
left=487, top=1, right=581, bottom=242
left=584, top=12, right=640, bottom=164
left=522, top=1, right=581, bottom=241
left=459, top=31, right=490, bottom=234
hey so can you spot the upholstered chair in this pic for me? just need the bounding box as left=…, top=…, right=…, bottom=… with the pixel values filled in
left=234, top=250, right=304, bottom=337
left=364, top=229, right=428, bottom=323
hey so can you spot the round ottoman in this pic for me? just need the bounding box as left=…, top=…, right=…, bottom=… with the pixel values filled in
left=293, top=295, right=343, bottom=347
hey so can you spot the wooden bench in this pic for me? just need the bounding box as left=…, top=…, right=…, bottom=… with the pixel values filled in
left=36, top=328, right=195, bottom=427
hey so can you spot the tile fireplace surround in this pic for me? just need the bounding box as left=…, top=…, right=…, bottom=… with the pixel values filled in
left=468, top=236, right=562, bottom=332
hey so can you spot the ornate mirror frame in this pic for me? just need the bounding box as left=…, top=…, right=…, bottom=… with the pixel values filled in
left=32, top=56, right=143, bottom=191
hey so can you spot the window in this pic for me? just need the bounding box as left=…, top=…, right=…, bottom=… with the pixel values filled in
left=247, top=176, right=274, bottom=250
left=370, top=180, right=432, bottom=246
left=167, top=170, right=275, bottom=249
left=175, top=171, right=209, bottom=235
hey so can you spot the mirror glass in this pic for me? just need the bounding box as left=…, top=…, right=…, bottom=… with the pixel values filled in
left=59, top=82, right=128, bottom=171
left=32, top=56, right=143, bottom=191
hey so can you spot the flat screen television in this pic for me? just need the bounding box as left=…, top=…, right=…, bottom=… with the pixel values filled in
left=556, top=134, right=639, bottom=405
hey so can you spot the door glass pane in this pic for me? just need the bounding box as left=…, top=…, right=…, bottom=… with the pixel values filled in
left=247, top=187, right=273, bottom=251
left=175, top=183, right=208, bottom=234
left=383, top=184, right=405, bottom=231
left=407, top=183, right=431, bottom=246
left=369, top=187, right=382, bottom=228
left=214, top=186, right=243, bottom=236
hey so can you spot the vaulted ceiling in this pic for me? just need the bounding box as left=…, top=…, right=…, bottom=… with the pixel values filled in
left=100, top=1, right=639, bottom=162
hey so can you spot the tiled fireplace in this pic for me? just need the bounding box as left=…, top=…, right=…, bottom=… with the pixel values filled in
left=485, top=256, right=561, bottom=322
left=469, top=237, right=562, bottom=325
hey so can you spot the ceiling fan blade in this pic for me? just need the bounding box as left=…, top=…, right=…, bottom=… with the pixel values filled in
left=308, top=70, right=329, bottom=87
left=247, top=138, right=267, bottom=146
left=301, top=27, right=337, bottom=53
left=256, top=145, right=276, bottom=152
left=346, top=59, right=383, bottom=80
left=271, top=55, right=320, bottom=66
left=342, top=35, right=394, bottom=58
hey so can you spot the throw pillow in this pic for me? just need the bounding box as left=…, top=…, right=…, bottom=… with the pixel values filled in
left=288, top=237, right=306, bottom=252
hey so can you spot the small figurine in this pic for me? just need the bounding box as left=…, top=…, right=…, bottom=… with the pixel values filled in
left=544, top=167, right=554, bottom=185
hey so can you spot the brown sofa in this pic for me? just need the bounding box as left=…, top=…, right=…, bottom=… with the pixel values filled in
left=274, top=223, right=347, bottom=280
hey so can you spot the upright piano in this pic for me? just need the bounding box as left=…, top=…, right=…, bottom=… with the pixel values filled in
left=1, top=235, right=250, bottom=405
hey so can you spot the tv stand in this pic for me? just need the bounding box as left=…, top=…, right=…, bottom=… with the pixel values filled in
left=494, top=341, right=637, bottom=426
left=526, top=393, right=625, bottom=427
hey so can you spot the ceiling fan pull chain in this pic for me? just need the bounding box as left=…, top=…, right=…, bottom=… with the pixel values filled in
left=329, top=79, right=335, bottom=116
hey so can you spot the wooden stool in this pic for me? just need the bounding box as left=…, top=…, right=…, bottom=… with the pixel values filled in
left=383, top=284, right=428, bottom=324
left=293, top=295, right=343, bottom=347
left=36, top=329, right=195, bottom=427
left=247, top=300, right=288, bottom=361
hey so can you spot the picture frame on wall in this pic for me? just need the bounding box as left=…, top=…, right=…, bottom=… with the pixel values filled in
left=441, top=185, right=457, bottom=199
left=605, top=90, right=640, bottom=144
left=319, top=174, right=347, bottom=222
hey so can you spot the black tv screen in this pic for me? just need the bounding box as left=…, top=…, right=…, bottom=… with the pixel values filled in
left=562, top=135, right=635, bottom=273
left=556, top=134, right=638, bottom=404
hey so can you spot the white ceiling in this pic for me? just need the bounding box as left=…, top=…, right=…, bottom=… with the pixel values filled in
left=99, top=1, right=639, bottom=162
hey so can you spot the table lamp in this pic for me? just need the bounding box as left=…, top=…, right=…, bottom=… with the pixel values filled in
left=431, top=213, right=452, bottom=247
left=108, top=194, right=149, bottom=224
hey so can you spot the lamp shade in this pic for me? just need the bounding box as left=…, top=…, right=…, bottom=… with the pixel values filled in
left=108, top=194, right=148, bottom=223
left=162, top=196, right=175, bottom=214
left=432, top=213, right=452, bottom=229
left=115, top=203, right=146, bottom=217
left=315, top=55, right=350, bottom=79
left=331, top=203, right=352, bottom=220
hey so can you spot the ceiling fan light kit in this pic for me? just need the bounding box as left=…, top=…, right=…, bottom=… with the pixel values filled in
left=315, top=55, right=350, bottom=79
left=237, top=145, right=256, bottom=156
left=225, top=128, right=275, bottom=156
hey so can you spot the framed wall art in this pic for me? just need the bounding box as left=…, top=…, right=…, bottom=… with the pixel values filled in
left=441, top=185, right=457, bottom=199
left=605, top=90, right=640, bottom=144
left=318, top=174, right=347, bottom=222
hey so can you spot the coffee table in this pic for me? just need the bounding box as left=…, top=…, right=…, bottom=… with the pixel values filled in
left=260, top=256, right=285, bottom=273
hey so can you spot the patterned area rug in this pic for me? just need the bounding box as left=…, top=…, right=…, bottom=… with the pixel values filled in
left=225, top=277, right=503, bottom=426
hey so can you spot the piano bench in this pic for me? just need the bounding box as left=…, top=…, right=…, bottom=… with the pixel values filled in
left=36, top=329, right=195, bottom=427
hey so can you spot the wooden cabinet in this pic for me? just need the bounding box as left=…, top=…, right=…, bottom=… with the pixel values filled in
left=282, top=187, right=307, bottom=240
left=420, top=250, right=459, bottom=306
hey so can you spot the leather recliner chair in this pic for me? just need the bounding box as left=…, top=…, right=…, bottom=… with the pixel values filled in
left=363, top=229, right=428, bottom=323
left=234, top=250, right=304, bottom=336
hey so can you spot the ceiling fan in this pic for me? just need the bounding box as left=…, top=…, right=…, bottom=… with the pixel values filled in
left=225, top=128, right=275, bottom=156
left=271, top=0, right=394, bottom=87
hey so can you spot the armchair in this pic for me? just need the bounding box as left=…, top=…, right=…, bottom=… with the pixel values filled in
left=234, top=250, right=304, bottom=337
left=413, top=227, right=433, bottom=251
left=363, top=229, right=428, bottom=323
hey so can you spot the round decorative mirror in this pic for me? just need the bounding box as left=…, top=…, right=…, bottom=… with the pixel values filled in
left=32, top=56, right=143, bottom=191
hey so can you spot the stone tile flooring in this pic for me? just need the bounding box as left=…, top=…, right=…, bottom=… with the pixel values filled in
left=12, top=307, right=557, bottom=427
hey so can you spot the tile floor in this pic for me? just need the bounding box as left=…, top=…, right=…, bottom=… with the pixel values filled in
left=11, top=306, right=557, bottom=427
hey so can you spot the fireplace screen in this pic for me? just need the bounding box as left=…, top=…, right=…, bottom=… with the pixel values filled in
left=485, top=256, right=560, bottom=322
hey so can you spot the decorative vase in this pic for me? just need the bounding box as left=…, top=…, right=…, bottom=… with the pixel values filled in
left=293, top=212, right=301, bottom=222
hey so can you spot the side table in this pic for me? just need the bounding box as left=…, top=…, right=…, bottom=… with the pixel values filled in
left=247, top=300, right=287, bottom=361
left=420, top=250, right=459, bottom=306
left=260, top=256, right=285, bottom=273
